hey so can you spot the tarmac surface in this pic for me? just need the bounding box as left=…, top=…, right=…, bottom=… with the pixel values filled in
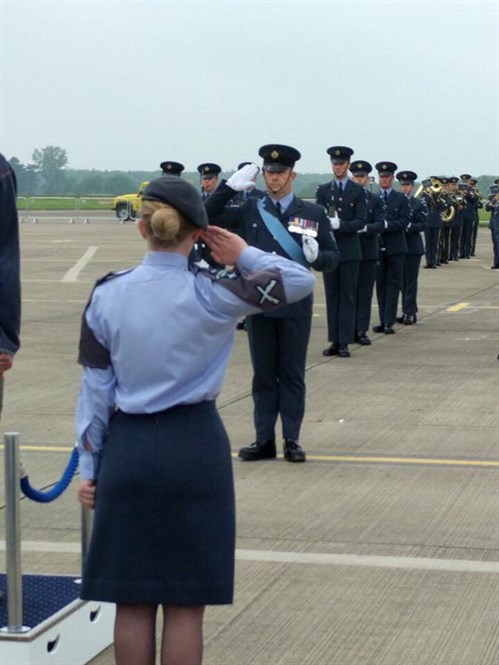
left=1, top=211, right=498, bottom=665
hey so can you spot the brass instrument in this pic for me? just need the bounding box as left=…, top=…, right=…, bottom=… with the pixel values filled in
left=415, top=178, right=455, bottom=222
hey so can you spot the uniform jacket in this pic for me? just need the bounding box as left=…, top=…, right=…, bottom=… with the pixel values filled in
left=379, top=190, right=409, bottom=255
left=0, top=154, right=21, bottom=355
left=422, top=192, right=445, bottom=228
left=405, top=196, right=426, bottom=255
left=205, top=181, right=340, bottom=318
left=315, top=180, right=367, bottom=262
left=360, top=190, right=386, bottom=261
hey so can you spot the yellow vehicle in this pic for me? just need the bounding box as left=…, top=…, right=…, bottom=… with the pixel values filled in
left=112, top=181, right=149, bottom=221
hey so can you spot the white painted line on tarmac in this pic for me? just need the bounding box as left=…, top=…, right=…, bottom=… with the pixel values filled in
left=62, top=247, right=98, bottom=282
left=3, top=541, right=497, bottom=574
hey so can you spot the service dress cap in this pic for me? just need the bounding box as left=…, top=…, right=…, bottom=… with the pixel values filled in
left=396, top=170, right=417, bottom=184
left=327, top=146, right=354, bottom=164
left=142, top=176, right=208, bottom=229
left=237, top=161, right=252, bottom=170
left=440, top=177, right=450, bottom=185
left=376, top=161, right=398, bottom=174
left=449, top=176, right=459, bottom=183
left=258, top=144, right=301, bottom=172
left=160, top=161, right=185, bottom=176
left=460, top=173, right=472, bottom=181
left=350, top=160, right=372, bottom=175
left=197, top=163, right=222, bottom=178
left=468, top=178, right=477, bottom=185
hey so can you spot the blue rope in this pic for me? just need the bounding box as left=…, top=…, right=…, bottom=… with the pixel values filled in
left=20, top=446, right=79, bottom=503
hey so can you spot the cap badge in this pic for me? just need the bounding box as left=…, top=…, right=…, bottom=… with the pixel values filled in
left=402, top=173, right=407, bottom=178
left=204, top=166, right=210, bottom=173
left=167, top=164, right=172, bottom=170
left=271, top=150, right=279, bottom=159
left=382, top=164, right=387, bottom=170
left=358, top=163, right=363, bottom=169
left=335, top=149, right=341, bottom=156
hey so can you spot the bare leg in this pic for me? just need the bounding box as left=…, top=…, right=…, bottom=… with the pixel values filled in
left=114, top=603, right=157, bottom=665
left=160, top=605, right=205, bottom=665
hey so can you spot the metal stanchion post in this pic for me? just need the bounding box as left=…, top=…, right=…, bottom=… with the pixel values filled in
left=2, top=432, right=29, bottom=633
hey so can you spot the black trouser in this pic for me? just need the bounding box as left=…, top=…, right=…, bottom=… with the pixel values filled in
left=376, top=252, right=405, bottom=327
left=440, top=225, right=451, bottom=261
left=450, top=224, right=462, bottom=259
left=323, top=260, right=360, bottom=344
left=401, top=254, right=422, bottom=317
left=246, top=314, right=311, bottom=442
left=491, top=228, right=499, bottom=267
left=460, top=215, right=474, bottom=257
left=470, top=215, right=479, bottom=255
left=356, top=259, right=377, bottom=333
left=424, top=227, right=440, bottom=267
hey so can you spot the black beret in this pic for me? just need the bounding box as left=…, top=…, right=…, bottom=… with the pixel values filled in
left=258, top=144, right=301, bottom=172
left=396, top=170, right=418, bottom=183
left=376, top=161, right=398, bottom=174
left=160, top=161, right=184, bottom=176
left=141, top=176, right=208, bottom=229
left=350, top=160, right=372, bottom=175
left=327, top=146, right=354, bottom=164
left=197, top=163, right=221, bottom=177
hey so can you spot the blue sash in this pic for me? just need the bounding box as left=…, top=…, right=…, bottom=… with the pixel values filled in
left=257, top=199, right=308, bottom=267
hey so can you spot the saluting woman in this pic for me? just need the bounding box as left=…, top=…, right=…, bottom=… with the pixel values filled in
left=76, top=175, right=315, bottom=665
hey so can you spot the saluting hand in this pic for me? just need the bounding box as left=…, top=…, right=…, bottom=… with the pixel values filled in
left=200, top=226, right=247, bottom=266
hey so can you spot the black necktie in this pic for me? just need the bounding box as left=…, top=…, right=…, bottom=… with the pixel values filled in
left=383, top=191, right=388, bottom=201
left=337, top=182, right=343, bottom=194
left=276, top=201, right=282, bottom=216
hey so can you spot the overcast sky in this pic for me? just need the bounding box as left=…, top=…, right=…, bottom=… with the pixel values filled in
left=1, top=0, right=497, bottom=179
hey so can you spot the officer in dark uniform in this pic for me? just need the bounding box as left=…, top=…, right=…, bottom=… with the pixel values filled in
left=459, top=173, right=478, bottom=259
left=395, top=170, right=426, bottom=325
left=373, top=161, right=409, bottom=334
left=448, top=176, right=464, bottom=261
left=468, top=177, right=483, bottom=256
left=160, top=161, right=185, bottom=176
left=437, top=177, right=455, bottom=264
left=315, top=146, right=367, bottom=357
left=204, top=145, right=340, bottom=463
left=350, top=161, right=386, bottom=345
left=486, top=180, right=499, bottom=269
left=423, top=176, right=444, bottom=268
left=197, top=163, right=222, bottom=201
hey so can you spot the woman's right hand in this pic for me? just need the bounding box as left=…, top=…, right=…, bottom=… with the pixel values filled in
left=78, top=479, right=96, bottom=509
left=200, top=226, right=247, bottom=266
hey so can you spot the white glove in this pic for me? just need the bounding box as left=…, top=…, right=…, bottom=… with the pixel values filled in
left=226, top=164, right=259, bottom=192
left=358, top=225, right=367, bottom=233
left=302, top=236, right=319, bottom=263
left=194, top=259, right=210, bottom=270
left=384, top=220, right=388, bottom=230
left=406, top=222, right=412, bottom=231
left=329, top=216, right=340, bottom=230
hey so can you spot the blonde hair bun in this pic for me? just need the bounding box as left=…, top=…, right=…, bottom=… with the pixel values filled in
left=150, top=206, right=181, bottom=241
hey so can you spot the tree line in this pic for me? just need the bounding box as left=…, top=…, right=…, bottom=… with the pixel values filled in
left=7, top=146, right=498, bottom=200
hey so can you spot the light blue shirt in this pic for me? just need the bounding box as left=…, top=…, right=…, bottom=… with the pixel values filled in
left=268, top=192, right=295, bottom=213
left=76, top=246, right=315, bottom=478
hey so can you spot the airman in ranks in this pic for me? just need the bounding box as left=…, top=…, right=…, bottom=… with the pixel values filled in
left=437, top=177, right=453, bottom=264
left=315, top=146, right=367, bottom=358
left=373, top=161, right=409, bottom=334
left=198, top=163, right=222, bottom=201
left=422, top=176, right=444, bottom=268
left=195, top=163, right=224, bottom=268
left=350, top=160, right=386, bottom=345
left=228, top=162, right=265, bottom=208
left=485, top=179, right=499, bottom=269
left=459, top=173, right=478, bottom=259
left=468, top=177, right=483, bottom=256
left=204, top=145, right=339, bottom=463
left=395, top=170, right=426, bottom=325
left=160, top=161, right=185, bottom=176
left=448, top=176, right=464, bottom=261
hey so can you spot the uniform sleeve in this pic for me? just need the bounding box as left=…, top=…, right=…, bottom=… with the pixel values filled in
left=196, top=246, right=315, bottom=319
left=0, top=156, right=21, bottom=354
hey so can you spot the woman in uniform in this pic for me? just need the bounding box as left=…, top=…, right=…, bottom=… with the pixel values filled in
left=76, top=174, right=315, bottom=665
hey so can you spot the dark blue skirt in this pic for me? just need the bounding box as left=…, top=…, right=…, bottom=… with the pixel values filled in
left=80, top=402, right=235, bottom=606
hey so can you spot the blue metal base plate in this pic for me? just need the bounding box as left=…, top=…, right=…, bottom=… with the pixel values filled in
left=0, top=573, right=80, bottom=630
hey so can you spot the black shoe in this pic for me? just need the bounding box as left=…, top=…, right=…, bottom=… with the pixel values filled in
left=396, top=316, right=405, bottom=324
left=384, top=325, right=395, bottom=334
left=238, top=439, right=276, bottom=461
left=236, top=318, right=247, bottom=331
left=423, top=265, right=436, bottom=269
left=491, top=265, right=499, bottom=270
left=323, top=343, right=339, bottom=357
left=283, top=439, right=306, bottom=463
left=441, top=259, right=448, bottom=264
left=402, top=314, right=414, bottom=325
left=338, top=344, right=351, bottom=358
left=355, top=331, right=371, bottom=346
left=372, top=324, right=385, bottom=333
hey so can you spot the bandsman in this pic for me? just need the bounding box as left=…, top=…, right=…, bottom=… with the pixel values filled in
left=468, top=177, right=483, bottom=256
left=459, top=173, right=478, bottom=259
left=486, top=179, right=499, bottom=269
left=448, top=176, right=464, bottom=261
